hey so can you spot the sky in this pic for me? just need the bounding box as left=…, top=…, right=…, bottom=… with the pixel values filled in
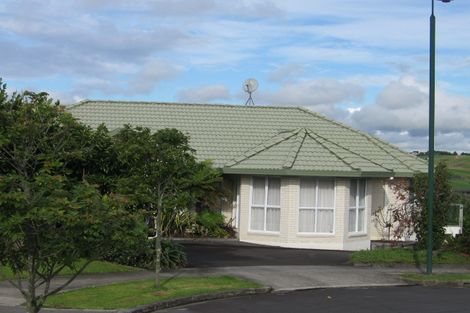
left=1, top=0, right=469, bottom=152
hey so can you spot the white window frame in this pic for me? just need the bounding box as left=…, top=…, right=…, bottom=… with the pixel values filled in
left=349, top=179, right=367, bottom=234
left=249, top=176, right=281, bottom=233
left=298, top=178, right=336, bottom=235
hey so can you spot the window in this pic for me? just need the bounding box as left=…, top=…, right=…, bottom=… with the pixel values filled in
left=298, top=178, right=335, bottom=233
left=349, top=179, right=366, bottom=233
left=250, top=177, right=281, bottom=232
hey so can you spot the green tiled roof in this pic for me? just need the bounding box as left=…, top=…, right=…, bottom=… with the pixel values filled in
left=68, top=101, right=427, bottom=177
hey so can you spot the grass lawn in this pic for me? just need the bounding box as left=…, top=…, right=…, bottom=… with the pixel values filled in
left=402, top=273, right=470, bottom=282
left=350, top=249, right=470, bottom=265
left=0, top=260, right=141, bottom=282
left=44, top=275, right=262, bottom=309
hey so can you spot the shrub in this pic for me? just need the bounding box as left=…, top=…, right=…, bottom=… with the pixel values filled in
left=160, top=241, right=187, bottom=269
left=453, top=215, right=470, bottom=254
left=161, top=208, right=197, bottom=237
left=410, top=162, right=453, bottom=250
left=195, top=210, right=234, bottom=238
left=104, top=240, right=186, bottom=270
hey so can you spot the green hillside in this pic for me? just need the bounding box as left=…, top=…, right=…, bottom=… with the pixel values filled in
left=436, top=155, right=470, bottom=193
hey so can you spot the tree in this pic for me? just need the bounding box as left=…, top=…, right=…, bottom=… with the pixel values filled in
left=409, top=161, right=453, bottom=250
left=0, top=81, right=146, bottom=313
left=373, top=178, right=414, bottom=241
left=113, top=126, right=222, bottom=287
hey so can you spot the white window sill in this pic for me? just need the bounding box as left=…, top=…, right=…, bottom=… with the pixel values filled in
left=348, top=232, right=368, bottom=238
left=248, top=231, right=280, bottom=236
left=297, top=232, right=335, bottom=237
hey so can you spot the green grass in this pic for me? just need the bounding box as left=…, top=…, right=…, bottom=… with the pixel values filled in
left=44, top=276, right=262, bottom=309
left=351, top=249, right=470, bottom=265
left=402, top=273, right=470, bottom=282
left=436, top=155, right=470, bottom=192
left=0, top=260, right=141, bottom=282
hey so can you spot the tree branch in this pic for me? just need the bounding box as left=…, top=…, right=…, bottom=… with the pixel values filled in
left=43, top=259, right=93, bottom=298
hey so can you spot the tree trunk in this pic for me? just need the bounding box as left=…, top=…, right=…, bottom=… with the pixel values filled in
left=26, top=255, right=41, bottom=313
left=155, top=211, right=162, bottom=288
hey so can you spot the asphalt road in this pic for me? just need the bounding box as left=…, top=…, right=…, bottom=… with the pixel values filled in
left=183, top=242, right=351, bottom=267
left=158, top=286, right=470, bottom=313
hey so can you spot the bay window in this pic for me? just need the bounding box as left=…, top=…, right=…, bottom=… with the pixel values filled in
left=250, top=177, right=281, bottom=232
left=349, top=179, right=366, bottom=233
left=298, top=178, right=335, bottom=233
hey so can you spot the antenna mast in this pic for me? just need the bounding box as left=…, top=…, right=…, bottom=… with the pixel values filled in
left=243, top=78, right=258, bottom=106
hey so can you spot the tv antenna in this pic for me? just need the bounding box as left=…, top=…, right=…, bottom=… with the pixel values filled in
left=243, top=78, right=258, bottom=106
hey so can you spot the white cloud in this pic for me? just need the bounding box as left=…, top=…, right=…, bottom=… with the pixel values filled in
left=259, top=79, right=363, bottom=106
left=351, top=75, right=470, bottom=134
left=177, top=84, right=231, bottom=103
left=129, top=59, right=182, bottom=94
left=267, top=64, right=305, bottom=83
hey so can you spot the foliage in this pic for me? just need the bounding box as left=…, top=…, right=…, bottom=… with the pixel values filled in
left=160, top=241, right=187, bottom=269
left=373, top=179, right=414, bottom=241
left=112, top=125, right=222, bottom=286
left=103, top=240, right=186, bottom=270
left=0, top=80, right=146, bottom=313
left=409, top=161, right=453, bottom=250
left=194, top=209, right=235, bottom=238
left=161, top=208, right=197, bottom=237
left=44, top=276, right=262, bottom=310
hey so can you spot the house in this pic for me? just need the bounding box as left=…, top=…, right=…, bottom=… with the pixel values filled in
left=69, top=101, right=427, bottom=250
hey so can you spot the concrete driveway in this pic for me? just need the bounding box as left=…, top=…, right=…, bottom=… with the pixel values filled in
left=181, top=240, right=351, bottom=267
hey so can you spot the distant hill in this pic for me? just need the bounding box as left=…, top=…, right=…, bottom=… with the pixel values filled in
left=435, top=155, right=470, bottom=193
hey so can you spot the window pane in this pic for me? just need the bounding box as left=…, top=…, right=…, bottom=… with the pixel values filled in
left=266, top=207, right=280, bottom=232
left=349, top=180, right=357, bottom=207
left=358, top=208, right=365, bottom=232
left=317, top=179, right=334, bottom=208
left=252, top=177, right=265, bottom=205
left=317, top=209, right=334, bottom=233
left=358, top=180, right=366, bottom=207
left=349, top=208, right=356, bottom=232
left=299, top=209, right=315, bottom=232
left=250, top=207, right=265, bottom=230
left=300, top=178, right=316, bottom=207
left=267, top=178, right=280, bottom=206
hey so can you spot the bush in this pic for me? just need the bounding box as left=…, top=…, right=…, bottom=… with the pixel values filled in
left=161, top=208, right=197, bottom=237
left=453, top=215, right=470, bottom=254
left=160, top=241, right=187, bottom=269
left=104, top=240, right=186, bottom=270
left=195, top=210, right=235, bottom=238
left=410, top=162, right=453, bottom=250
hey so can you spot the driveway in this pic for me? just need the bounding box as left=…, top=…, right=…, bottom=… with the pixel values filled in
left=181, top=241, right=351, bottom=267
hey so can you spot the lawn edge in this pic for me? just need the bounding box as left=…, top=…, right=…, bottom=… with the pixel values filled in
left=115, top=287, right=272, bottom=313
left=401, top=279, right=470, bottom=288
left=352, top=263, right=470, bottom=269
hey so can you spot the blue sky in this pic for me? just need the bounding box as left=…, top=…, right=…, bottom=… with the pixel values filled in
left=1, top=0, right=470, bottom=152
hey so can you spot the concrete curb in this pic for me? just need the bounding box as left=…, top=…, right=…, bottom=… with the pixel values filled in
left=116, top=287, right=272, bottom=313
left=272, top=283, right=412, bottom=294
